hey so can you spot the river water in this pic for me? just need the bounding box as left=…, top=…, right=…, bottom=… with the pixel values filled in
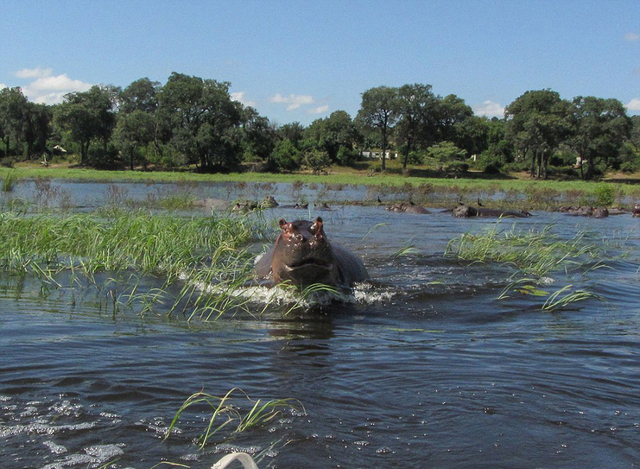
left=1, top=180, right=640, bottom=468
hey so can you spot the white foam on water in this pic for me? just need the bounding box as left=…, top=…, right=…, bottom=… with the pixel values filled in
left=84, top=444, right=125, bottom=459
left=43, top=440, right=68, bottom=455
left=40, top=444, right=124, bottom=469
left=181, top=270, right=396, bottom=308
left=41, top=453, right=96, bottom=469
left=0, top=421, right=95, bottom=438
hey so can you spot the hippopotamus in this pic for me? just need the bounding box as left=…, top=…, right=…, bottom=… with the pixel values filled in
left=386, top=202, right=430, bottom=214
left=453, top=205, right=531, bottom=218
left=254, top=217, right=368, bottom=289
left=564, top=206, right=611, bottom=218
left=633, top=204, right=640, bottom=217
left=259, top=196, right=279, bottom=208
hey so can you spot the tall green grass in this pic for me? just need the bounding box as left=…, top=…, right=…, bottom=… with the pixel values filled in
left=0, top=210, right=274, bottom=318
left=446, top=222, right=614, bottom=311
left=445, top=223, right=607, bottom=278
left=2, top=171, right=18, bottom=192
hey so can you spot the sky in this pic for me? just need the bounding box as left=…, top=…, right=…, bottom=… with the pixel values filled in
left=1, top=0, right=639, bottom=126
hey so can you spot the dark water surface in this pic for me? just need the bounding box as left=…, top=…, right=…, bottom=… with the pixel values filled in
left=2, top=181, right=640, bottom=468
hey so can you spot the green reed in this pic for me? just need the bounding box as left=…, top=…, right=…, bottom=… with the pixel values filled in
left=0, top=210, right=275, bottom=319
left=165, top=388, right=305, bottom=449
left=445, top=223, right=608, bottom=278
left=2, top=172, right=18, bottom=192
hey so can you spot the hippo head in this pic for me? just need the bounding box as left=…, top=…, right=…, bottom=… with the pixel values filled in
left=271, top=217, right=337, bottom=287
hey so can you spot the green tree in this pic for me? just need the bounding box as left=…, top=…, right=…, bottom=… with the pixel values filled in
left=395, top=83, right=439, bottom=170
left=158, top=72, right=243, bottom=171
left=357, top=86, right=399, bottom=170
left=118, top=77, right=160, bottom=114
left=115, top=78, right=161, bottom=169
left=23, top=103, right=52, bottom=160
left=427, top=141, right=467, bottom=162
left=505, top=89, right=572, bottom=179
left=569, top=96, right=631, bottom=180
left=271, top=139, right=300, bottom=171
left=436, top=94, right=473, bottom=143
left=277, top=122, right=306, bottom=147
left=0, top=87, right=29, bottom=157
left=305, top=110, right=361, bottom=165
left=113, top=110, right=156, bottom=170
left=54, top=85, right=117, bottom=165
left=241, top=106, right=277, bottom=166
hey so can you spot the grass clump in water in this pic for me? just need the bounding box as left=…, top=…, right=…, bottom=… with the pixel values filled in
left=165, top=388, right=305, bottom=449
left=446, top=222, right=615, bottom=312
left=445, top=223, right=607, bottom=278
left=2, top=171, right=19, bottom=192
left=0, top=210, right=273, bottom=319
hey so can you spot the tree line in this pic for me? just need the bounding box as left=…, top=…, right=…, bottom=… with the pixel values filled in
left=1, top=72, right=639, bottom=180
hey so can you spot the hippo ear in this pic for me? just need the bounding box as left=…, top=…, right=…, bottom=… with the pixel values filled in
left=279, top=219, right=290, bottom=231
left=310, top=217, right=323, bottom=235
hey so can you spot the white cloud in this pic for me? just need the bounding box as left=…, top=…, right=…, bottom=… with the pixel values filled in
left=20, top=72, right=93, bottom=105
left=624, top=32, right=640, bottom=42
left=308, top=105, right=329, bottom=115
left=0, top=83, right=6, bottom=90
left=15, top=67, right=53, bottom=79
left=625, top=98, right=640, bottom=111
left=473, top=100, right=504, bottom=118
left=230, top=91, right=256, bottom=107
left=269, top=93, right=314, bottom=111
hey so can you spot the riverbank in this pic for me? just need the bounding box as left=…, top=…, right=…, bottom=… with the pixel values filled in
left=2, top=161, right=640, bottom=210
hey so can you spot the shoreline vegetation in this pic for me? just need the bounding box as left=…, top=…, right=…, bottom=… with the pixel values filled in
left=2, top=160, right=640, bottom=211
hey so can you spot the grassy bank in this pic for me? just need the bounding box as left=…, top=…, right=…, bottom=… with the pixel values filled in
left=2, top=161, right=640, bottom=210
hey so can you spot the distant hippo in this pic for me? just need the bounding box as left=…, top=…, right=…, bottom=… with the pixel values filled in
left=260, top=196, right=279, bottom=208
left=386, top=202, right=430, bottom=214
left=564, top=206, right=611, bottom=218
left=592, top=207, right=609, bottom=218
left=633, top=204, right=640, bottom=217
left=254, top=217, right=368, bottom=289
left=453, top=205, right=531, bottom=218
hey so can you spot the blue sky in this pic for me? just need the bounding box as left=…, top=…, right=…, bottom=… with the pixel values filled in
left=1, top=0, right=639, bottom=125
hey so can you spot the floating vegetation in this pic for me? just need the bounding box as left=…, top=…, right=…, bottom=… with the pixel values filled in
left=165, top=388, right=305, bottom=449
left=541, top=284, right=606, bottom=312
left=447, top=222, right=617, bottom=312
left=498, top=278, right=607, bottom=312
left=445, top=223, right=609, bottom=278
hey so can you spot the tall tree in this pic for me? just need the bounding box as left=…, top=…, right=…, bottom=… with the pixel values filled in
left=277, top=122, right=305, bottom=147
left=395, top=83, right=438, bottom=169
left=0, top=87, right=29, bottom=156
left=115, top=78, right=162, bottom=169
left=505, top=89, right=571, bottom=178
left=436, top=94, right=473, bottom=143
left=569, top=96, right=631, bottom=180
left=158, top=72, right=243, bottom=171
left=118, top=77, right=160, bottom=114
left=241, top=106, right=277, bottom=167
left=357, top=86, right=399, bottom=170
left=54, top=85, right=117, bottom=164
left=23, top=103, right=52, bottom=160
left=305, top=110, right=361, bottom=164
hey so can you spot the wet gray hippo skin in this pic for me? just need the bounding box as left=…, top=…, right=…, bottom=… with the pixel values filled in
left=386, top=202, right=430, bottom=214
left=255, top=217, right=368, bottom=289
left=453, top=205, right=531, bottom=218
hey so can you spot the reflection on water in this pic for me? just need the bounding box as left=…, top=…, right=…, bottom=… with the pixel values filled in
left=2, top=182, right=640, bottom=468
